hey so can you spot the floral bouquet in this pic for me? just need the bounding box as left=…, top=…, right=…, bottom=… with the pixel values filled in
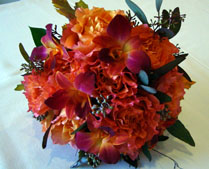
left=15, top=0, right=195, bottom=168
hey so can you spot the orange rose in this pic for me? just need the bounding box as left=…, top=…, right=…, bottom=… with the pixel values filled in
left=132, top=24, right=179, bottom=69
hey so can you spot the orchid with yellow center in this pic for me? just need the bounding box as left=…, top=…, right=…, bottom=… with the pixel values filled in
left=74, top=114, right=129, bottom=164
left=30, top=24, right=69, bottom=69
left=75, top=130, right=121, bottom=164
left=45, top=71, right=95, bottom=119
left=93, top=14, right=151, bottom=76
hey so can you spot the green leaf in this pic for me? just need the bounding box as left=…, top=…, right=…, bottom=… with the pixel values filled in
left=178, top=66, right=192, bottom=82
left=29, top=27, right=46, bottom=47
left=19, top=43, right=30, bottom=63
left=125, top=0, right=148, bottom=24
left=150, top=53, right=187, bottom=80
left=122, top=155, right=138, bottom=168
left=71, top=122, right=87, bottom=135
left=52, top=0, right=75, bottom=19
left=42, top=124, right=52, bottom=149
left=158, top=135, right=169, bottom=141
left=78, top=150, right=86, bottom=159
left=156, top=0, right=163, bottom=12
left=167, top=120, right=195, bottom=147
left=169, top=7, right=181, bottom=38
left=161, top=9, right=170, bottom=28
left=142, top=143, right=152, bottom=161
left=71, top=157, right=88, bottom=168
left=140, top=85, right=157, bottom=94
left=75, top=0, right=88, bottom=9
left=155, top=91, right=171, bottom=103
left=156, top=28, right=174, bottom=39
left=14, top=84, right=24, bottom=91
left=138, top=70, right=149, bottom=85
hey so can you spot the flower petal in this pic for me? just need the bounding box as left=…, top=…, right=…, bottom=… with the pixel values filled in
left=108, top=58, right=126, bottom=76
left=66, top=104, right=75, bottom=119
left=98, top=48, right=114, bottom=63
left=93, top=36, right=119, bottom=48
left=113, top=134, right=129, bottom=145
left=44, top=54, right=56, bottom=71
left=61, top=46, right=70, bottom=60
left=56, top=72, right=73, bottom=89
left=99, top=139, right=120, bottom=164
left=126, top=50, right=151, bottom=73
left=107, top=15, right=131, bottom=42
left=87, top=114, right=102, bottom=131
left=51, top=124, right=70, bottom=145
left=99, top=126, right=115, bottom=137
left=75, top=102, right=91, bottom=118
left=123, top=36, right=142, bottom=52
left=75, top=71, right=95, bottom=95
left=45, top=89, right=69, bottom=110
left=61, top=24, right=78, bottom=48
left=75, top=132, right=101, bottom=154
left=41, top=24, right=56, bottom=49
left=30, top=46, right=48, bottom=61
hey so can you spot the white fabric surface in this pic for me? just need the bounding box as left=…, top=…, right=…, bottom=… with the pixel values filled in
left=0, top=0, right=209, bottom=169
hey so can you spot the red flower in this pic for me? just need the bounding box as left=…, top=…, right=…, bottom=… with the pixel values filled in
left=75, top=129, right=121, bottom=164
left=22, top=70, right=59, bottom=116
left=45, top=71, right=95, bottom=118
left=93, top=15, right=151, bottom=76
left=132, top=24, right=179, bottom=69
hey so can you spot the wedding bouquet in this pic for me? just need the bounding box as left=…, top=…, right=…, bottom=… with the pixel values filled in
left=15, top=0, right=195, bottom=168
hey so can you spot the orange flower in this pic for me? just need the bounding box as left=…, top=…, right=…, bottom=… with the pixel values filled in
left=61, top=7, right=124, bottom=56
left=156, top=69, right=185, bottom=119
left=132, top=24, right=179, bottom=69
left=61, top=23, right=79, bottom=49
left=50, top=109, right=84, bottom=145
left=22, top=70, right=59, bottom=116
left=111, top=95, right=162, bottom=160
left=75, top=129, right=121, bottom=164
left=92, top=67, right=138, bottom=99
left=41, top=111, right=54, bottom=132
left=93, top=15, right=151, bottom=76
left=155, top=69, right=195, bottom=134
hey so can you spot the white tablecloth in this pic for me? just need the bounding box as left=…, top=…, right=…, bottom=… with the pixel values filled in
left=0, top=0, right=209, bottom=169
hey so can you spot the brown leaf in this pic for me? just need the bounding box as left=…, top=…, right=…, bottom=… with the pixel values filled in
left=52, top=0, right=75, bottom=19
